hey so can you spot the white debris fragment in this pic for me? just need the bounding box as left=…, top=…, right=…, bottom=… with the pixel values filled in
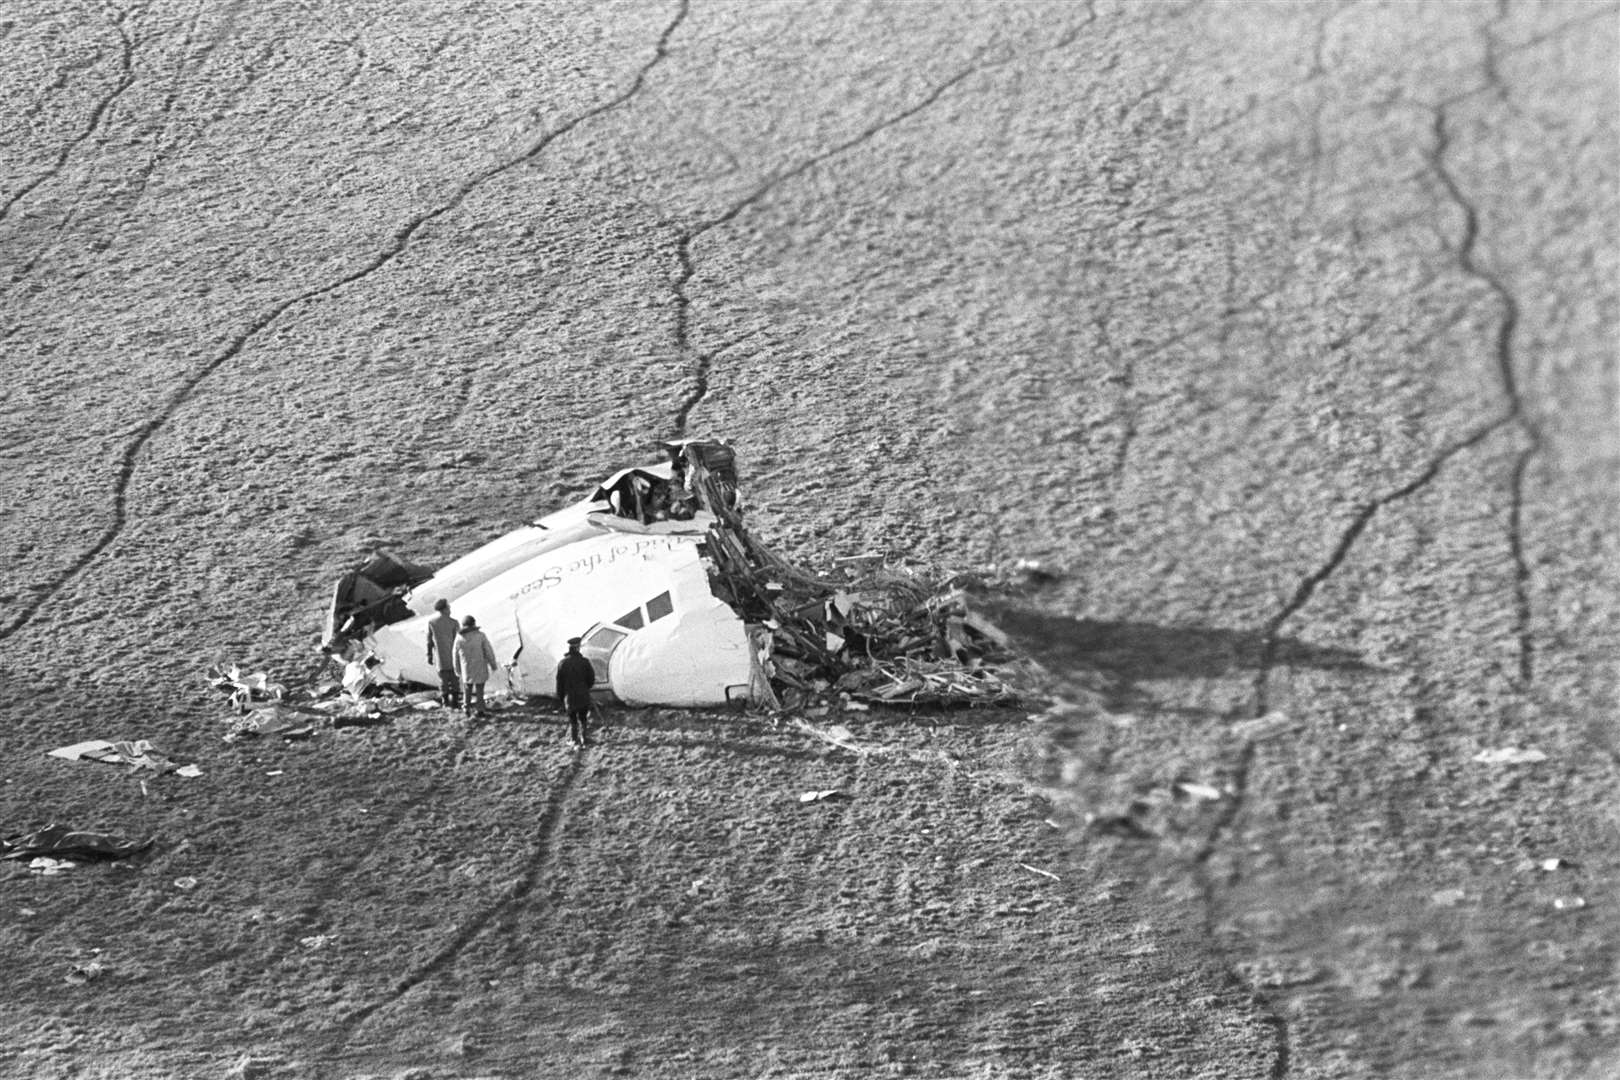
left=47, top=740, right=114, bottom=762
left=28, top=857, right=76, bottom=876
left=1472, top=747, right=1547, bottom=765
left=1230, top=712, right=1296, bottom=743
left=341, top=659, right=377, bottom=701
left=791, top=718, right=865, bottom=754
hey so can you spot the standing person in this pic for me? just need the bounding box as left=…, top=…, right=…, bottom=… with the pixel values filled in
left=555, top=636, right=596, bottom=748
left=425, top=599, right=460, bottom=708
left=453, top=615, right=499, bottom=718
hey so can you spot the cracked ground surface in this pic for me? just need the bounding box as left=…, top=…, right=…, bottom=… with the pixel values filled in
left=0, top=1, right=1615, bottom=1077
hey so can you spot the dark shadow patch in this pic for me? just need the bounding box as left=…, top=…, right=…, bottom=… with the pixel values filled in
left=979, top=604, right=1378, bottom=685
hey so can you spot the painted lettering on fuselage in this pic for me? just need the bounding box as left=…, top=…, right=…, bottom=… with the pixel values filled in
left=508, top=537, right=689, bottom=600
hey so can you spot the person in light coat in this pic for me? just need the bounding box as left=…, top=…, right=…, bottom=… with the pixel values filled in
left=453, top=615, right=499, bottom=718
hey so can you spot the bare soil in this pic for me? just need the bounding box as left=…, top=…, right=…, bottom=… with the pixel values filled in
left=1, top=2, right=1615, bottom=1078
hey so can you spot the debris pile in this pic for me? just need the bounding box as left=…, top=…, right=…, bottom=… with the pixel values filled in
left=686, top=456, right=1022, bottom=708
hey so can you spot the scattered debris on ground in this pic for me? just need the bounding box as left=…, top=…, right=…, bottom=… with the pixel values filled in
left=47, top=739, right=197, bottom=775
left=2, top=825, right=154, bottom=861
left=210, top=666, right=511, bottom=742
left=220, top=707, right=320, bottom=741
left=790, top=719, right=866, bottom=754
left=65, top=959, right=106, bottom=985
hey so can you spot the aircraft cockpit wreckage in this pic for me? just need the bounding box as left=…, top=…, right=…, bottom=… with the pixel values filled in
left=323, top=440, right=1021, bottom=710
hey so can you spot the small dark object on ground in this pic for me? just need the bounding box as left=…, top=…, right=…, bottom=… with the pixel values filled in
left=2, top=825, right=155, bottom=861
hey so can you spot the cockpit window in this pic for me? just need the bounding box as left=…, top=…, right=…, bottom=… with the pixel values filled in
left=646, top=591, right=674, bottom=623
left=585, top=627, right=625, bottom=651
left=581, top=625, right=630, bottom=682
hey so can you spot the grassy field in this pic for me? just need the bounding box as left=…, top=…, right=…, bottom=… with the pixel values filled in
left=1, top=2, right=1615, bottom=1077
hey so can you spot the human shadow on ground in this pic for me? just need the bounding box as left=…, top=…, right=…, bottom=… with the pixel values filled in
left=977, top=604, right=1378, bottom=687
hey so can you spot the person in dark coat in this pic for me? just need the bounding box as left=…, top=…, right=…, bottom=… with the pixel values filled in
left=555, top=636, right=596, bottom=747
left=425, top=598, right=460, bottom=708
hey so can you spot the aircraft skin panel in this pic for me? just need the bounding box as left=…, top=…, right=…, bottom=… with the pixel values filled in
left=400, top=506, right=600, bottom=615
left=610, top=600, right=751, bottom=707
left=395, top=461, right=678, bottom=614
left=369, top=530, right=720, bottom=699
left=503, top=534, right=725, bottom=700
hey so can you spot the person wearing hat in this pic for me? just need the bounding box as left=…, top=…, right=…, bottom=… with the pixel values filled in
left=453, top=614, right=499, bottom=718
left=425, top=598, right=461, bottom=709
left=555, top=636, right=596, bottom=747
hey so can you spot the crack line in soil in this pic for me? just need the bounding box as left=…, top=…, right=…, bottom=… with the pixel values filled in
left=0, top=0, right=688, bottom=647
left=1301, top=2, right=1350, bottom=218
left=1185, top=38, right=1548, bottom=1067
left=0, top=10, right=136, bottom=231
left=1185, top=414, right=1515, bottom=1078
left=20, top=40, right=107, bottom=129
left=1097, top=280, right=1303, bottom=497
left=1247, top=425, right=1515, bottom=717
left=1505, top=446, right=1536, bottom=682
left=109, top=0, right=219, bottom=231
left=1429, top=103, right=1541, bottom=685
left=669, top=17, right=1095, bottom=436
left=6, top=5, right=221, bottom=292
left=1194, top=39, right=1547, bottom=900
left=666, top=63, right=984, bottom=435
left=335, top=749, right=590, bottom=1035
